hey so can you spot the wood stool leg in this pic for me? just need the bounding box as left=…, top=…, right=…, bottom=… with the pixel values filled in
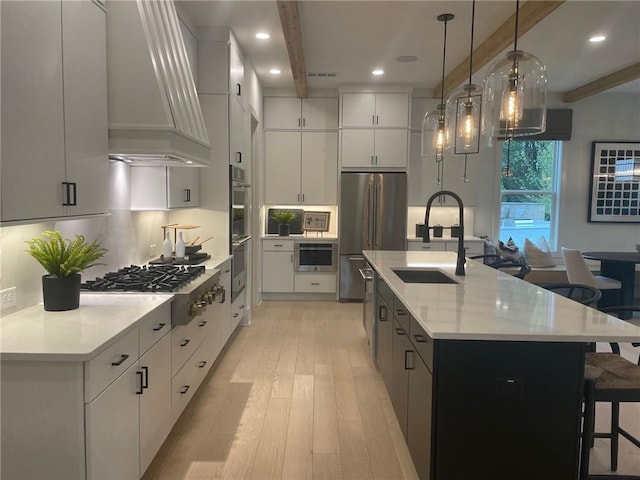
left=581, top=381, right=596, bottom=480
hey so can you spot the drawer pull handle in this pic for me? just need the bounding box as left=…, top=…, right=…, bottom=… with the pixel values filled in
left=180, top=339, right=191, bottom=347
left=378, top=305, right=388, bottom=321
left=274, top=244, right=283, bottom=247
left=404, top=350, right=415, bottom=370
left=233, top=313, right=239, bottom=318
left=111, top=354, right=129, bottom=366
left=136, top=371, right=144, bottom=394
left=180, top=385, right=190, bottom=395
left=152, top=323, right=166, bottom=332
left=413, top=334, right=428, bottom=343
left=396, top=309, right=407, bottom=316
left=198, top=361, right=207, bottom=368
left=395, top=328, right=405, bottom=336
left=199, top=320, right=208, bottom=327
left=311, top=282, right=320, bottom=286
left=141, top=366, right=149, bottom=389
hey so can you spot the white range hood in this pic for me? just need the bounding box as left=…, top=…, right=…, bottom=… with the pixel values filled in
left=106, top=0, right=210, bottom=166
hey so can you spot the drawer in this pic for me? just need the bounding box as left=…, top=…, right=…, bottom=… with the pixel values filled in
left=85, top=328, right=139, bottom=402
left=392, top=298, right=411, bottom=333
left=171, top=318, right=207, bottom=377
left=218, top=259, right=232, bottom=285
left=407, top=241, right=447, bottom=252
left=231, top=290, right=246, bottom=332
left=171, top=352, right=198, bottom=423
left=409, top=316, right=434, bottom=373
left=463, top=242, right=484, bottom=256
left=294, top=273, right=336, bottom=293
left=138, top=302, right=171, bottom=355
left=263, top=239, right=294, bottom=251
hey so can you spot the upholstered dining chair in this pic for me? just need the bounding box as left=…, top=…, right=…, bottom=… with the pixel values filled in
left=580, top=305, right=640, bottom=480
left=561, top=248, right=622, bottom=305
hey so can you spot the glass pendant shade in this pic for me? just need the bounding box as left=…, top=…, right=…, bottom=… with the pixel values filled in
left=446, top=84, right=481, bottom=154
left=483, top=50, right=547, bottom=139
left=421, top=104, right=450, bottom=161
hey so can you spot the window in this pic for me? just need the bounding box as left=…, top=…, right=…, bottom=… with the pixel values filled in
left=499, top=140, right=562, bottom=249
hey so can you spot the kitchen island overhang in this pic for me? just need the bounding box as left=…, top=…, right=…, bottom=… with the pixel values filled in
left=363, top=249, right=640, bottom=480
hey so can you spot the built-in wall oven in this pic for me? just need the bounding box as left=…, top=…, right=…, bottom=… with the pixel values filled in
left=229, top=165, right=250, bottom=302
left=294, top=242, right=337, bottom=272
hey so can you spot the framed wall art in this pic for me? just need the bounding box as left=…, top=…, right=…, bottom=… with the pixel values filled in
left=588, top=141, right=640, bottom=223
left=303, top=211, right=331, bottom=232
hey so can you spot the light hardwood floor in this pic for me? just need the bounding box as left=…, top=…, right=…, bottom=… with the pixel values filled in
left=143, top=301, right=640, bottom=479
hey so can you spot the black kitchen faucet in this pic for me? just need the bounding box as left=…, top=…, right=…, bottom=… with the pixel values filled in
left=423, top=190, right=466, bottom=276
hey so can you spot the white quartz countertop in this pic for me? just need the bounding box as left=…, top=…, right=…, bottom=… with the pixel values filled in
left=202, top=254, right=232, bottom=270
left=0, top=294, right=173, bottom=361
left=363, top=250, right=640, bottom=343
left=262, top=234, right=338, bottom=241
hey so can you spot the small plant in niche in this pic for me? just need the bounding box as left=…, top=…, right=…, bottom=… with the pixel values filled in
left=271, top=210, right=297, bottom=236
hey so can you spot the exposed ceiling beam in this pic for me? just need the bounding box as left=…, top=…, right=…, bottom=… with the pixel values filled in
left=276, top=0, right=307, bottom=98
left=563, top=63, right=640, bottom=103
left=434, top=1, right=565, bottom=98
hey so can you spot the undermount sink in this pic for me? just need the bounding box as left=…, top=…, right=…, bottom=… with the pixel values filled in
left=391, top=268, right=459, bottom=284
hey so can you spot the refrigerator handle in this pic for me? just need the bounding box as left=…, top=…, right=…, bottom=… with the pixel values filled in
left=374, top=181, right=382, bottom=247
left=368, top=180, right=375, bottom=247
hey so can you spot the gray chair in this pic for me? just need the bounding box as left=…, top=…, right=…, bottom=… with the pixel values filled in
left=539, top=283, right=602, bottom=307
left=580, top=305, right=640, bottom=480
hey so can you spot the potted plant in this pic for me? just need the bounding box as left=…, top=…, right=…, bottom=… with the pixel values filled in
left=26, top=231, right=107, bottom=311
left=271, top=210, right=297, bottom=236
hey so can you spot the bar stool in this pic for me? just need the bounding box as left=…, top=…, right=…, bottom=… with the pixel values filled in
left=562, top=247, right=622, bottom=307
left=580, top=305, right=640, bottom=480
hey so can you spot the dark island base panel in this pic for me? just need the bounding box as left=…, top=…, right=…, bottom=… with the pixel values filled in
left=433, top=340, right=584, bottom=480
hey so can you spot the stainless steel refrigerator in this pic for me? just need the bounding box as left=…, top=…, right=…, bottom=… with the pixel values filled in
left=339, top=172, right=407, bottom=301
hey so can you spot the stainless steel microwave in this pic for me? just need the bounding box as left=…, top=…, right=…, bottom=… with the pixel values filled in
left=294, top=242, right=337, bottom=272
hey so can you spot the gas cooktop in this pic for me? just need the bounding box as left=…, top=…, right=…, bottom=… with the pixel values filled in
left=81, top=264, right=208, bottom=293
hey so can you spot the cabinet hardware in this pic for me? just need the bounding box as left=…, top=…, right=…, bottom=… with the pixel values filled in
left=374, top=155, right=378, bottom=165
left=62, top=182, right=77, bottom=206
left=179, top=339, right=190, bottom=347
left=180, top=385, right=190, bottom=394
left=348, top=256, right=365, bottom=261
left=379, top=305, right=388, bottom=321
left=396, top=309, right=407, bottom=316
left=236, top=151, right=242, bottom=163
left=152, top=323, right=166, bottom=332
left=141, top=366, right=149, bottom=389
left=136, top=371, right=144, bottom=394
left=297, top=193, right=301, bottom=202
left=224, top=269, right=231, bottom=273
left=111, top=354, right=129, bottom=366
left=301, top=193, right=305, bottom=202
left=376, top=115, right=379, bottom=125
left=184, top=188, right=191, bottom=202
left=240, top=305, right=245, bottom=309
left=372, top=115, right=375, bottom=125
left=404, top=350, right=415, bottom=370
left=236, top=83, right=241, bottom=96
left=413, top=334, right=428, bottom=343
left=311, top=282, right=320, bottom=286
left=198, top=361, right=207, bottom=368
left=291, top=254, right=293, bottom=263
left=198, top=320, right=208, bottom=327
left=395, top=328, right=405, bottom=335
left=298, top=118, right=301, bottom=127
left=370, top=155, right=374, bottom=164
left=233, top=313, right=239, bottom=318
left=274, top=244, right=283, bottom=247
left=302, top=118, right=306, bottom=128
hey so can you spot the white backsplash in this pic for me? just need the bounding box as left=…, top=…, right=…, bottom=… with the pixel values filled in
left=407, top=206, right=476, bottom=237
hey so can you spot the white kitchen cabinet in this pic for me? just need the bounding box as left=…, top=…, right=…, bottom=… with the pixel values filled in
left=262, top=240, right=295, bottom=293
left=265, top=131, right=338, bottom=205
left=229, top=41, right=244, bottom=105
left=341, top=92, right=410, bottom=128
left=130, top=166, right=200, bottom=210
left=264, top=97, right=338, bottom=130
left=232, top=288, right=246, bottom=331
left=229, top=94, right=246, bottom=165
left=198, top=33, right=243, bottom=103
left=340, top=129, right=407, bottom=169
left=218, top=260, right=233, bottom=349
left=294, top=273, right=336, bottom=293
left=1, top=0, right=108, bottom=223
left=407, top=132, right=478, bottom=206
left=407, top=239, right=484, bottom=256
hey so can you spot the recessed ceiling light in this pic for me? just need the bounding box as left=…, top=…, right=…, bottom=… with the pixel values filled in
left=589, top=35, right=606, bottom=43
left=396, top=55, right=418, bottom=63
left=269, top=68, right=282, bottom=75
left=256, top=32, right=270, bottom=40
left=372, top=69, right=384, bottom=76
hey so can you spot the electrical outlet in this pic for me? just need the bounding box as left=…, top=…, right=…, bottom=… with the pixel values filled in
left=1, top=287, right=17, bottom=309
left=148, top=244, right=157, bottom=259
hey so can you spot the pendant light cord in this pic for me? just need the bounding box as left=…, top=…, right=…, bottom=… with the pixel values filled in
left=468, top=0, right=475, bottom=88
left=440, top=18, right=448, bottom=108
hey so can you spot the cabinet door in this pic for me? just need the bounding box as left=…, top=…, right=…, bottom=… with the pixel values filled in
left=340, top=129, right=375, bottom=169
left=264, top=97, right=301, bottom=130
left=262, top=251, right=294, bottom=292
left=265, top=131, right=302, bottom=204
left=407, top=354, right=433, bottom=480
left=85, top=362, right=140, bottom=480
left=374, top=130, right=408, bottom=169
left=168, top=167, right=199, bottom=208
left=232, top=288, right=247, bottom=330
left=198, top=41, right=228, bottom=94
left=341, top=93, right=376, bottom=127
left=229, top=96, right=245, bottom=165
left=62, top=0, right=109, bottom=217
left=375, top=93, right=410, bottom=128
left=374, top=297, right=393, bottom=393
left=229, top=42, right=244, bottom=104
left=302, top=98, right=338, bottom=130
left=391, top=320, right=412, bottom=439
left=1, top=0, right=66, bottom=221
left=139, top=333, right=172, bottom=476
left=301, top=132, right=337, bottom=204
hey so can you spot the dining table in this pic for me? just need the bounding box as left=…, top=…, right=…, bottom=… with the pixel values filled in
left=582, top=251, right=640, bottom=318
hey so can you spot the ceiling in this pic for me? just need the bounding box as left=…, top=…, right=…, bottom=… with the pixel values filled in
left=179, top=0, right=640, bottom=99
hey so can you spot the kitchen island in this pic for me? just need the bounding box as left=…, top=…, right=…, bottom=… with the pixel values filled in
left=363, top=250, right=640, bottom=480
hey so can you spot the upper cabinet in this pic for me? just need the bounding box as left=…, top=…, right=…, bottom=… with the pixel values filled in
left=341, top=92, right=410, bottom=128
left=130, top=166, right=200, bottom=210
left=264, top=97, right=338, bottom=130
left=1, top=0, right=109, bottom=223
left=198, top=33, right=244, bottom=104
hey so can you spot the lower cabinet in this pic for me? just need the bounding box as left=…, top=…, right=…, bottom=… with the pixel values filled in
left=374, top=289, right=393, bottom=393
left=391, top=318, right=412, bottom=438
left=294, top=273, right=336, bottom=293
left=232, top=288, right=246, bottom=331
left=262, top=240, right=295, bottom=293
left=406, top=348, right=433, bottom=480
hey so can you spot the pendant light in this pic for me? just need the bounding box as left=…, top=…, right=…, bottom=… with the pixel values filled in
left=483, top=0, right=547, bottom=140
left=421, top=13, right=454, bottom=169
